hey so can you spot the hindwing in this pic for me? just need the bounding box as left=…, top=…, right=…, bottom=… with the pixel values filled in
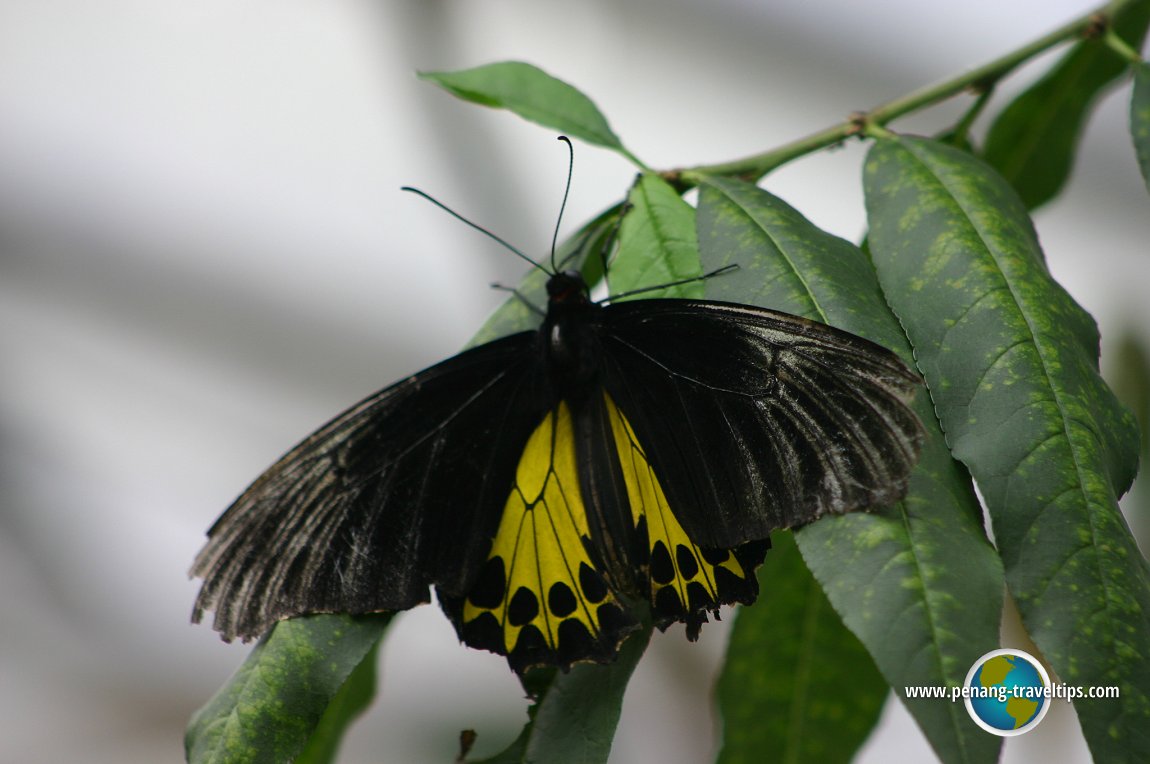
left=442, top=402, right=637, bottom=673
left=600, top=392, right=769, bottom=637
left=441, top=389, right=770, bottom=672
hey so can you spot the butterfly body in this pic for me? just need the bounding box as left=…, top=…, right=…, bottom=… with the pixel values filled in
left=192, top=269, right=923, bottom=673
left=539, top=271, right=603, bottom=397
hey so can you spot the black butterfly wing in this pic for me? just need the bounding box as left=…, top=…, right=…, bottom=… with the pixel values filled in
left=191, top=331, right=548, bottom=641
left=595, top=299, right=923, bottom=550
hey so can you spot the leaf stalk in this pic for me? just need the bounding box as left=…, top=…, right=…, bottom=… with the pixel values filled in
left=676, top=0, right=1141, bottom=185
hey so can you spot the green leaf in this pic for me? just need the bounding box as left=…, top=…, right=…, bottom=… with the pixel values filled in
left=613, top=174, right=702, bottom=299
left=186, top=615, right=391, bottom=764
left=468, top=626, right=652, bottom=764
left=981, top=0, right=1150, bottom=209
left=1111, top=331, right=1150, bottom=459
left=864, top=135, right=1149, bottom=763
left=296, top=641, right=380, bottom=764
left=716, top=532, right=886, bottom=764
left=419, top=62, right=641, bottom=165
left=1132, top=62, right=1150, bottom=192
left=1110, top=331, right=1150, bottom=554
left=697, top=175, right=1004, bottom=764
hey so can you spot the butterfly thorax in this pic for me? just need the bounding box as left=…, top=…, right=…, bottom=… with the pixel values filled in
left=541, top=271, right=602, bottom=403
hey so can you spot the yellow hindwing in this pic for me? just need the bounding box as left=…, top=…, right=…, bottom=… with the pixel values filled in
left=462, top=402, right=625, bottom=668
left=603, top=391, right=749, bottom=624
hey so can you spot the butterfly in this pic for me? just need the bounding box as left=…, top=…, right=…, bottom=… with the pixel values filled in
left=190, top=170, right=923, bottom=675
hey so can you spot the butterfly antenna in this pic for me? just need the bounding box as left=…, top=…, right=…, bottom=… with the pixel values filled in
left=401, top=186, right=548, bottom=276
left=490, top=282, right=546, bottom=316
left=550, top=136, right=575, bottom=273
left=605, top=264, right=740, bottom=302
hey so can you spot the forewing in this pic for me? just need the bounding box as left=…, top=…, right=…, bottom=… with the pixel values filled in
left=597, top=299, right=923, bottom=549
left=191, top=331, right=545, bottom=641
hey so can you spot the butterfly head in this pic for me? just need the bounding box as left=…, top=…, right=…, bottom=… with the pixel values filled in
left=546, top=270, right=591, bottom=307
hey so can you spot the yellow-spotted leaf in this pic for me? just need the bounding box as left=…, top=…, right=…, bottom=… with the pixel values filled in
left=186, top=615, right=389, bottom=764
left=865, top=135, right=1148, bottom=764
left=698, top=175, right=1003, bottom=764
left=296, top=641, right=380, bottom=764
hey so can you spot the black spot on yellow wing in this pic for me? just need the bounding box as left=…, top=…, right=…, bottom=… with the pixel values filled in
left=459, top=402, right=636, bottom=672
left=603, top=392, right=768, bottom=637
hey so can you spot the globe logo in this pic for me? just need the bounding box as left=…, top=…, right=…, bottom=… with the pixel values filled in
left=963, top=648, right=1052, bottom=736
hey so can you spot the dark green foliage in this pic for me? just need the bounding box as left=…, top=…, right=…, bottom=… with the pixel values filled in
left=613, top=174, right=703, bottom=300
left=468, top=627, right=651, bottom=764
left=296, top=641, right=381, bottom=764
left=186, top=615, right=390, bottom=764
left=981, top=0, right=1150, bottom=208
left=698, top=176, right=1003, bottom=764
left=865, top=135, right=1148, bottom=763
left=1132, top=62, right=1150, bottom=189
left=716, top=533, right=886, bottom=764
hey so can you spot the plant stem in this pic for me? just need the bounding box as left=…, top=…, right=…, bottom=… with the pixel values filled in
left=1105, top=27, right=1146, bottom=62
left=675, top=0, right=1138, bottom=184
left=949, top=88, right=994, bottom=145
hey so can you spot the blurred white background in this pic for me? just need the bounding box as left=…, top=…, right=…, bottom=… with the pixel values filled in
left=1, top=1, right=1145, bottom=762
